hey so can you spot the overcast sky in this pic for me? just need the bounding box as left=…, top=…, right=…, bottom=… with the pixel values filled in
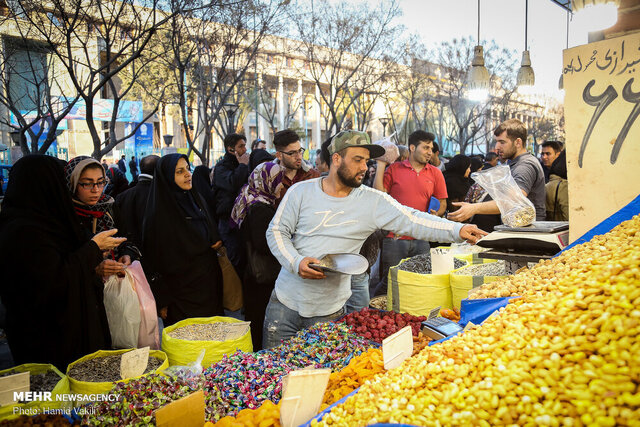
left=395, top=0, right=592, bottom=98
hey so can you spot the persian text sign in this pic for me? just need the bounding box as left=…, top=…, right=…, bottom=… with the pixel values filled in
left=563, top=33, right=640, bottom=242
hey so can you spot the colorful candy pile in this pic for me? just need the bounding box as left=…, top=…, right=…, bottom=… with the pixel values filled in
left=202, top=322, right=371, bottom=420
left=338, top=308, right=427, bottom=343
left=204, top=352, right=293, bottom=419
left=83, top=374, right=202, bottom=426
left=270, top=322, right=371, bottom=370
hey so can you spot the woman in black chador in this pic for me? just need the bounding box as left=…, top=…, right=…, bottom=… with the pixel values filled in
left=142, top=153, right=224, bottom=325
left=0, top=155, right=123, bottom=370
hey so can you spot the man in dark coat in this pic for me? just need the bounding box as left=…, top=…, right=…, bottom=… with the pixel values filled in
left=106, top=166, right=130, bottom=199
left=114, top=155, right=160, bottom=249
left=129, top=156, right=139, bottom=182
left=118, top=155, right=127, bottom=174
left=213, top=133, right=249, bottom=272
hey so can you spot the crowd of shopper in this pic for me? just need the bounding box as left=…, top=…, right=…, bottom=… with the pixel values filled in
left=0, top=118, right=569, bottom=364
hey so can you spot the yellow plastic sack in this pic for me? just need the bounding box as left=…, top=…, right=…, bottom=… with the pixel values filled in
left=0, top=363, right=69, bottom=420
left=387, top=258, right=451, bottom=316
left=67, top=349, right=168, bottom=399
left=453, top=252, right=494, bottom=266
left=450, top=261, right=507, bottom=309
left=162, top=316, right=253, bottom=367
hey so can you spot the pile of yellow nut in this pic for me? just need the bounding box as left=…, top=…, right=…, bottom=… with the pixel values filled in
left=313, top=215, right=640, bottom=426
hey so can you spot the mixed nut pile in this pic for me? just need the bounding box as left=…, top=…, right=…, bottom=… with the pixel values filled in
left=313, top=215, right=640, bottom=426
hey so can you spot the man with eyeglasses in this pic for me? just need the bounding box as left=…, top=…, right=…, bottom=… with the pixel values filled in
left=273, top=129, right=320, bottom=203
left=263, top=130, right=487, bottom=348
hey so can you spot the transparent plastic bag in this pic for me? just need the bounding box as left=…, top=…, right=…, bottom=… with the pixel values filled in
left=374, top=134, right=399, bottom=164
left=470, top=165, right=536, bottom=227
left=163, top=349, right=205, bottom=381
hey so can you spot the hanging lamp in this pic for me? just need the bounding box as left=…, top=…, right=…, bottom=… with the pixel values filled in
left=467, top=0, right=489, bottom=102
left=517, top=0, right=535, bottom=92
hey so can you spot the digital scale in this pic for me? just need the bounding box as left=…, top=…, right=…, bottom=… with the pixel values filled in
left=421, top=317, right=464, bottom=340
left=475, top=221, right=570, bottom=274
left=477, top=221, right=569, bottom=254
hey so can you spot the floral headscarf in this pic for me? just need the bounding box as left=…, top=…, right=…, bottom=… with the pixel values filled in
left=230, top=162, right=284, bottom=228
left=65, top=156, right=115, bottom=234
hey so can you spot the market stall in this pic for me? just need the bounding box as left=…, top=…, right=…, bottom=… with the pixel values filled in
left=305, top=199, right=640, bottom=426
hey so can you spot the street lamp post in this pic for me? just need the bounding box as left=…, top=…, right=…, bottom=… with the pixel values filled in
left=379, top=117, right=389, bottom=137
left=9, top=131, right=25, bottom=147
left=223, top=103, right=239, bottom=135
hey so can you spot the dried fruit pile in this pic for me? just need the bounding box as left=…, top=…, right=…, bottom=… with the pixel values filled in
left=439, top=308, right=461, bottom=322
left=313, top=215, right=640, bottom=426
left=322, top=348, right=385, bottom=407
left=212, top=400, right=281, bottom=427
left=338, top=308, right=426, bottom=343
left=411, top=332, right=432, bottom=356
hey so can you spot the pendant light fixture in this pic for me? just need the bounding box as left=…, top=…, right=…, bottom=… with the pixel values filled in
left=572, top=0, right=619, bottom=32
left=467, top=0, right=489, bottom=102
left=517, top=0, right=535, bottom=92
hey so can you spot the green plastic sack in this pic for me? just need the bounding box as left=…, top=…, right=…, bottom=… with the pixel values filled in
left=450, top=261, right=507, bottom=309
left=162, top=316, right=253, bottom=368
left=387, top=258, right=451, bottom=315
left=67, top=349, right=168, bottom=401
left=0, top=363, right=70, bottom=420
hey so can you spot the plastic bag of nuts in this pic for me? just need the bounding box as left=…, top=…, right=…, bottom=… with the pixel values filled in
left=470, top=165, right=537, bottom=227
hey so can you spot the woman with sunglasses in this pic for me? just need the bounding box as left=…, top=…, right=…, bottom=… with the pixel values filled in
left=65, top=156, right=139, bottom=278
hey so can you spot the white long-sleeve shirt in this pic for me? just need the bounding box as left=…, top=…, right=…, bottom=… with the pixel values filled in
left=267, top=178, right=464, bottom=317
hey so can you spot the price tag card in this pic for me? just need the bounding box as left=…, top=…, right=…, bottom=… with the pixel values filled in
left=0, top=372, right=29, bottom=406
left=221, top=321, right=251, bottom=341
left=431, top=248, right=453, bottom=275
left=120, top=347, right=149, bottom=380
left=156, top=390, right=205, bottom=427
left=464, top=321, right=476, bottom=331
left=280, top=368, right=331, bottom=427
left=382, top=326, right=413, bottom=370
left=427, top=306, right=441, bottom=320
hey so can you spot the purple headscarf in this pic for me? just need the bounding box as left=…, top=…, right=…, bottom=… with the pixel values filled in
left=230, top=162, right=284, bottom=228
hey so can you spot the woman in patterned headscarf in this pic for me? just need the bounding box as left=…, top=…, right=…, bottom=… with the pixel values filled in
left=65, top=156, right=138, bottom=278
left=231, top=162, right=285, bottom=350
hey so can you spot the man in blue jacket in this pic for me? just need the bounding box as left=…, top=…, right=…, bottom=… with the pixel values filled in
left=213, top=133, right=249, bottom=272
